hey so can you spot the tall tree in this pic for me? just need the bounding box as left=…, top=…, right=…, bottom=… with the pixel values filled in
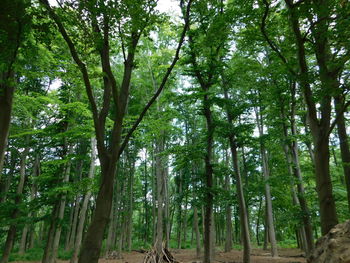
left=38, top=1, right=192, bottom=262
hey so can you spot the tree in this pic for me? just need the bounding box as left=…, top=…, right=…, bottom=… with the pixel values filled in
left=0, top=0, right=29, bottom=179
left=38, top=1, right=192, bottom=262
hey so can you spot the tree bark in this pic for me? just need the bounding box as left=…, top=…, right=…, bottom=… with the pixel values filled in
left=70, top=138, right=96, bottom=263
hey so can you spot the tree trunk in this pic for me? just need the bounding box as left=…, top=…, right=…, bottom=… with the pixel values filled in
left=126, top=156, right=135, bottom=251
left=203, top=85, right=214, bottom=263
left=0, top=151, right=16, bottom=204
left=194, top=207, right=201, bottom=258
left=19, top=225, right=29, bottom=254
left=313, top=134, right=338, bottom=235
left=164, top=162, right=170, bottom=249
left=155, top=135, right=165, bottom=255
left=255, top=107, right=278, bottom=257
left=256, top=197, right=262, bottom=246
left=70, top=138, right=96, bottom=263
left=334, top=95, right=350, bottom=213
left=0, top=72, right=15, bottom=180
left=230, top=141, right=251, bottom=262
left=48, top=145, right=73, bottom=263
left=42, top=206, right=59, bottom=263
left=223, top=88, right=250, bottom=262
left=0, top=143, right=29, bottom=263
left=65, top=204, right=75, bottom=251
left=224, top=174, right=233, bottom=252
left=279, top=85, right=314, bottom=254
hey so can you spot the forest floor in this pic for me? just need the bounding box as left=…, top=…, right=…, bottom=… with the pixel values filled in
left=12, top=248, right=306, bottom=263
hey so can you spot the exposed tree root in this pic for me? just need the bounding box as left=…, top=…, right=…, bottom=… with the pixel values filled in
left=143, top=246, right=180, bottom=263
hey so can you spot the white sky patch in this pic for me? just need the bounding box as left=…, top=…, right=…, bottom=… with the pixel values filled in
left=48, top=78, right=62, bottom=91
left=156, top=0, right=181, bottom=17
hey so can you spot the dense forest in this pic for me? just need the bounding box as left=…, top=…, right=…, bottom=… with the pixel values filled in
left=1, top=0, right=350, bottom=263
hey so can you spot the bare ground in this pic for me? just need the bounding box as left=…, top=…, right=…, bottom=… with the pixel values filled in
left=11, top=248, right=306, bottom=263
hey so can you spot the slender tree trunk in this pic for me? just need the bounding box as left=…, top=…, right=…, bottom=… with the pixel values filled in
left=202, top=84, right=214, bottom=263
left=19, top=225, right=29, bottom=254
left=224, top=173, right=233, bottom=252
left=21, top=154, right=40, bottom=253
left=126, top=157, right=135, bottom=251
left=230, top=141, right=251, bottom=262
left=164, top=162, right=170, bottom=249
left=255, top=107, right=278, bottom=257
left=182, top=195, right=188, bottom=245
left=256, top=197, right=262, bottom=246
left=42, top=206, right=59, bottom=263
left=0, top=151, right=16, bottom=203
left=65, top=204, right=75, bottom=251
left=334, top=95, right=350, bottom=213
left=0, top=143, right=29, bottom=263
left=279, top=86, right=314, bottom=254
left=223, top=88, right=250, bottom=262
left=105, top=197, right=116, bottom=256
left=194, top=207, right=201, bottom=258
left=151, top=147, right=157, bottom=244
left=49, top=145, right=73, bottom=263
left=155, top=135, right=165, bottom=255
left=177, top=172, right=183, bottom=249
left=70, top=138, right=96, bottom=263
left=67, top=159, right=83, bottom=251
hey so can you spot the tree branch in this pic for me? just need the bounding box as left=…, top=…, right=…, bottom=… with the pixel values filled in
left=118, top=0, right=193, bottom=157
left=39, top=0, right=107, bottom=156
left=260, top=0, right=297, bottom=76
left=328, top=99, right=350, bottom=137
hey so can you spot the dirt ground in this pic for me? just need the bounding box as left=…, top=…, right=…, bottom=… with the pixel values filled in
left=12, top=248, right=306, bottom=263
